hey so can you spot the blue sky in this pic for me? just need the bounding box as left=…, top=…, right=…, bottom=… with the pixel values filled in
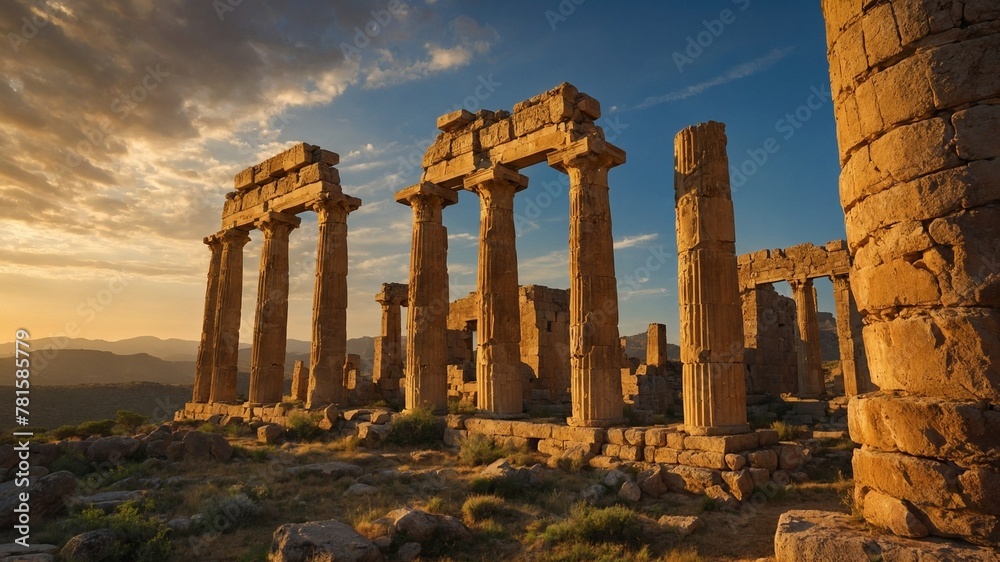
left=0, top=0, right=845, bottom=344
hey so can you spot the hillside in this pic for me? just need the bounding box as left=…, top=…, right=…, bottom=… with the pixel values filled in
left=1, top=349, right=195, bottom=386
left=0, top=382, right=191, bottom=429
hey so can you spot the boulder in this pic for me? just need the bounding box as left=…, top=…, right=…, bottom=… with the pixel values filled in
left=778, top=443, right=805, bottom=471
left=68, top=490, right=144, bottom=512
left=0, top=471, right=76, bottom=526
left=722, top=470, right=755, bottom=502
left=580, top=484, right=606, bottom=503
left=258, top=425, right=284, bottom=444
left=285, top=462, right=364, bottom=478
left=145, top=439, right=171, bottom=459
left=59, top=529, right=115, bottom=562
left=860, top=489, right=929, bottom=538
left=182, top=431, right=232, bottom=462
left=658, top=515, right=704, bottom=536
left=343, top=484, right=377, bottom=497
left=748, top=449, right=779, bottom=472
left=637, top=465, right=669, bottom=497
left=395, top=542, right=421, bottom=562
left=604, top=469, right=629, bottom=488
left=387, top=508, right=438, bottom=542
left=84, top=436, right=141, bottom=464
left=269, top=519, right=383, bottom=562
left=619, top=481, right=642, bottom=503
left=705, top=485, right=739, bottom=511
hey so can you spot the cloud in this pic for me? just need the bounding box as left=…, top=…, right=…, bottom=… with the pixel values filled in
left=614, top=233, right=659, bottom=250
left=363, top=15, right=498, bottom=88
left=636, top=47, right=795, bottom=110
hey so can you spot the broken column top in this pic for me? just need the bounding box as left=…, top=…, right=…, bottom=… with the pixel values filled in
left=376, top=282, right=409, bottom=306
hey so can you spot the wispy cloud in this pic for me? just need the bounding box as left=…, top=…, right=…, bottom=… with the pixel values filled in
left=635, top=47, right=795, bottom=110
left=614, top=233, right=658, bottom=250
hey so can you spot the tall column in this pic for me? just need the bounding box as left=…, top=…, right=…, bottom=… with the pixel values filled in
left=209, top=228, right=251, bottom=404
left=831, top=274, right=871, bottom=396
left=248, top=212, right=300, bottom=405
left=548, top=137, right=626, bottom=427
left=674, top=121, right=749, bottom=436
left=373, top=283, right=407, bottom=398
left=822, top=0, right=1000, bottom=547
left=789, top=278, right=825, bottom=398
left=396, top=182, right=458, bottom=414
left=306, top=194, right=361, bottom=408
left=464, top=165, right=528, bottom=417
left=647, top=323, right=667, bottom=368
left=193, top=234, right=223, bottom=403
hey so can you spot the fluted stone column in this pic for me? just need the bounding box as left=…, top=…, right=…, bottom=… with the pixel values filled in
left=820, top=0, right=1000, bottom=547
left=248, top=212, right=300, bottom=405
left=464, top=165, right=528, bottom=417
left=831, top=274, right=871, bottom=396
left=674, top=121, right=749, bottom=436
left=373, top=283, right=407, bottom=398
left=306, top=194, right=361, bottom=408
left=209, top=228, right=251, bottom=404
left=193, top=234, right=223, bottom=403
left=548, top=137, right=626, bottom=427
left=790, top=278, right=825, bottom=398
left=396, top=182, right=458, bottom=414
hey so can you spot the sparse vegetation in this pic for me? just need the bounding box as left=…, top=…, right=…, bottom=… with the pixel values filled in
left=73, top=500, right=173, bottom=562
left=114, top=409, right=150, bottom=433
left=458, top=434, right=508, bottom=466
left=285, top=411, right=324, bottom=441
left=543, top=503, right=644, bottom=546
left=76, top=418, right=116, bottom=437
left=771, top=420, right=809, bottom=441
left=385, top=406, right=443, bottom=446
left=196, top=484, right=270, bottom=535
left=448, top=398, right=477, bottom=415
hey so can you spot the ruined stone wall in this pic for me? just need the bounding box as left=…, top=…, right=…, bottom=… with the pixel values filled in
left=823, top=0, right=1000, bottom=546
left=741, top=284, right=798, bottom=395
left=518, top=285, right=570, bottom=403
left=446, top=293, right=478, bottom=401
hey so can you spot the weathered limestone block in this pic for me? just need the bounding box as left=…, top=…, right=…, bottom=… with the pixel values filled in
left=510, top=421, right=552, bottom=439
left=722, top=469, right=755, bottom=502
left=849, top=392, right=1000, bottom=467
left=663, top=465, right=721, bottom=494
left=551, top=425, right=604, bottom=444
left=654, top=448, right=680, bottom=464
left=684, top=432, right=760, bottom=454
left=645, top=428, right=669, bottom=447
left=464, top=418, right=513, bottom=436
left=854, top=447, right=963, bottom=510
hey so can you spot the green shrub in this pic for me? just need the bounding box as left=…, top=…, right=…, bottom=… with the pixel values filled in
left=458, top=434, right=508, bottom=466
left=447, top=398, right=476, bottom=415
left=49, top=452, right=92, bottom=476
left=543, top=503, right=643, bottom=546
left=76, top=419, right=116, bottom=437
left=51, top=425, right=81, bottom=440
left=114, top=410, right=150, bottom=434
left=469, top=475, right=525, bottom=499
left=286, top=411, right=323, bottom=441
left=196, top=484, right=270, bottom=534
left=386, top=407, right=443, bottom=446
left=76, top=500, right=172, bottom=562
left=197, top=422, right=225, bottom=434
left=771, top=420, right=808, bottom=441
left=461, top=494, right=510, bottom=523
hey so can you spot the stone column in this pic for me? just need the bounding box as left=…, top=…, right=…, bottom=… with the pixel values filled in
left=548, top=137, right=626, bottom=427
left=306, top=194, right=361, bottom=408
left=290, top=360, right=309, bottom=402
left=823, top=0, right=1000, bottom=546
left=248, top=212, right=300, bottom=405
left=209, top=228, right=251, bottom=404
left=674, top=121, right=749, bottom=436
left=789, top=278, right=825, bottom=398
left=463, top=165, right=529, bottom=417
left=647, top=323, right=667, bottom=368
left=193, top=234, right=223, bottom=403
left=396, top=182, right=458, bottom=414
left=373, top=283, right=407, bottom=398
left=831, top=274, right=871, bottom=396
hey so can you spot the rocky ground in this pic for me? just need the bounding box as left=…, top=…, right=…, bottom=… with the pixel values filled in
left=0, top=412, right=858, bottom=562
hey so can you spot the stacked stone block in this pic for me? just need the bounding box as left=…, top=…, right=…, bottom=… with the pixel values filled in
left=823, top=0, right=1000, bottom=547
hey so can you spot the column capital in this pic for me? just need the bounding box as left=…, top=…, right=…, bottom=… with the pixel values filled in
left=216, top=227, right=252, bottom=248
left=395, top=181, right=459, bottom=208
left=547, top=137, right=625, bottom=174
left=788, top=277, right=815, bottom=291
left=462, top=164, right=528, bottom=195
left=376, top=282, right=408, bottom=307
left=308, top=193, right=362, bottom=223
left=255, top=211, right=301, bottom=237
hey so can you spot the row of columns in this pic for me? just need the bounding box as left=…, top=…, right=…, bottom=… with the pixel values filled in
left=397, top=137, right=626, bottom=426
left=192, top=194, right=360, bottom=408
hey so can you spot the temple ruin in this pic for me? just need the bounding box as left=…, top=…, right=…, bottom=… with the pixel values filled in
left=175, top=5, right=999, bottom=552
left=190, top=143, right=361, bottom=412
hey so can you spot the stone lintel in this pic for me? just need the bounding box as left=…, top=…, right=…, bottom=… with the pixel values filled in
left=461, top=164, right=529, bottom=193
left=394, top=181, right=459, bottom=207
left=547, top=136, right=626, bottom=173
left=436, top=109, right=475, bottom=132
left=234, top=143, right=339, bottom=190
left=223, top=180, right=340, bottom=230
